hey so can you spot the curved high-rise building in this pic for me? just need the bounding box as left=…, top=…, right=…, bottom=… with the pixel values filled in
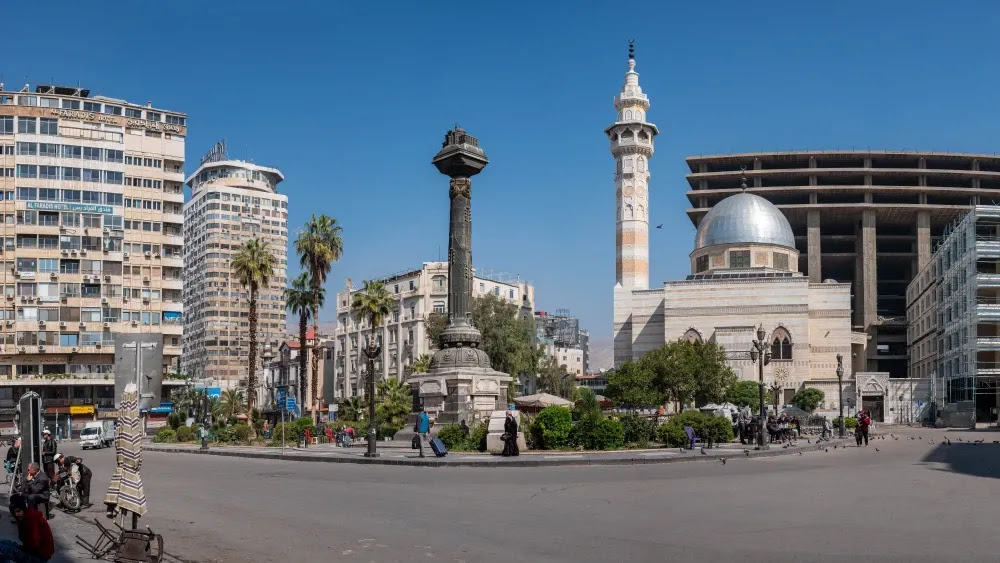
left=685, top=150, right=1000, bottom=376
left=183, top=152, right=288, bottom=387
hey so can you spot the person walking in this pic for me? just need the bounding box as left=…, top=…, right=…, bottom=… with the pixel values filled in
left=822, top=418, right=831, bottom=439
left=40, top=430, right=56, bottom=481
left=858, top=410, right=871, bottom=447
left=0, top=494, right=54, bottom=562
left=501, top=411, right=520, bottom=457
left=415, top=408, right=431, bottom=458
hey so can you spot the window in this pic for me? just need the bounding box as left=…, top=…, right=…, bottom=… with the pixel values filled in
left=0, top=117, right=12, bottom=135
left=16, top=165, right=37, bottom=178
left=61, top=99, right=80, bottom=110
left=696, top=255, right=709, bottom=272
left=62, top=168, right=81, bottom=181
left=82, top=169, right=102, bottom=183
left=433, top=301, right=445, bottom=314
left=83, top=147, right=102, bottom=161
left=145, top=111, right=161, bottom=122
left=409, top=280, right=415, bottom=291
left=769, top=328, right=793, bottom=360
left=773, top=252, right=789, bottom=270
left=165, top=115, right=185, bottom=125
left=125, top=108, right=142, bottom=119
left=17, top=118, right=36, bottom=134
left=729, top=250, right=751, bottom=269
left=103, top=105, right=122, bottom=116
left=62, top=145, right=81, bottom=159
left=105, top=149, right=123, bottom=163
left=105, top=171, right=123, bottom=184
left=18, top=96, right=37, bottom=107
left=16, top=142, right=37, bottom=155
left=39, top=166, right=59, bottom=180
left=39, top=118, right=58, bottom=135
left=83, top=101, right=101, bottom=113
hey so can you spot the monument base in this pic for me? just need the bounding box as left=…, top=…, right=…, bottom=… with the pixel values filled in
left=409, top=367, right=512, bottom=426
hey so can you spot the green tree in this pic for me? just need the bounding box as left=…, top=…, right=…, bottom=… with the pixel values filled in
left=410, top=353, right=432, bottom=374
left=295, top=214, right=344, bottom=423
left=574, top=387, right=602, bottom=420
left=791, top=388, right=825, bottom=412
left=213, top=389, right=246, bottom=420
left=605, top=362, right=660, bottom=412
left=425, top=312, right=447, bottom=349
left=537, top=356, right=576, bottom=399
left=375, top=377, right=412, bottom=429
left=338, top=396, right=365, bottom=422
left=531, top=405, right=573, bottom=449
left=285, top=272, right=323, bottom=410
left=640, top=340, right=736, bottom=410
left=232, top=237, right=276, bottom=429
left=693, top=341, right=738, bottom=405
left=351, top=279, right=395, bottom=431
left=725, top=380, right=760, bottom=412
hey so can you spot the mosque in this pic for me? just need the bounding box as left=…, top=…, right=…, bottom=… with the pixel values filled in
left=610, top=44, right=859, bottom=411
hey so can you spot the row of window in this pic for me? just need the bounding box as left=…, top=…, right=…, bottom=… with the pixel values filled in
left=14, top=164, right=124, bottom=184
left=124, top=156, right=162, bottom=168
left=201, top=191, right=288, bottom=208
left=12, top=187, right=125, bottom=205
left=0, top=117, right=59, bottom=136
left=3, top=96, right=184, bottom=125
left=4, top=234, right=121, bottom=251
left=15, top=142, right=124, bottom=163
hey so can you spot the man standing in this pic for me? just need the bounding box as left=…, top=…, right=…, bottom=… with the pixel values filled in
left=22, top=463, right=50, bottom=513
left=415, top=408, right=430, bottom=458
left=858, top=410, right=871, bottom=447
left=40, top=430, right=56, bottom=481
left=54, top=454, right=92, bottom=508
left=0, top=494, right=54, bottom=562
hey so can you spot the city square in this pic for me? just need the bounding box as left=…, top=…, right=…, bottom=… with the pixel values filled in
left=2, top=1, right=1000, bottom=562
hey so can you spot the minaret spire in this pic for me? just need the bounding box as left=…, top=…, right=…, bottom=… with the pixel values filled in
left=607, top=40, right=658, bottom=291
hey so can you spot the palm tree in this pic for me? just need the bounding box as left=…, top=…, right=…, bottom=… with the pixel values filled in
left=214, top=389, right=246, bottom=420
left=232, top=238, right=276, bottom=432
left=295, top=214, right=343, bottom=423
left=376, top=377, right=413, bottom=429
left=285, top=273, right=323, bottom=410
left=410, top=353, right=433, bottom=374
left=350, top=280, right=394, bottom=419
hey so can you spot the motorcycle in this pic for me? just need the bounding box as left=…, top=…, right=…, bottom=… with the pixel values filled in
left=52, top=463, right=82, bottom=512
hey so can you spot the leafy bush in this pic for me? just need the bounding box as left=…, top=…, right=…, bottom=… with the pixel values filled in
left=580, top=418, right=625, bottom=450
left=437, top=424, right=467, bottom=449
left=791, top=388, right=825, bottom=412
left=377, top=426, right=400, bottom=440
left=269, top=422, right=297, bottom=446
left=175, top=426, right=195, bottom=442
left=833, top=416, right=858, bottom=429
left=531, top=406, right=573, bottom=450
left=152, top=427, right=176, bottom=443
left=657, top=410, right=734, bottom=448
left=233, top=423, right=251, bottom=444
left=466, top=421, right=489, bottom=452
left=167, top=413, right=183, bottom=430
left=293, top=417, right=316, bottom=438
left=215, top=426, right=236, bottom=443
left=725, top=380, right=760, bottom=410
left=620, top=414, right=654, bottom=446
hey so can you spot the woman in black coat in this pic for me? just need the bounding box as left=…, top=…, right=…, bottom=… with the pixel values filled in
left=502, top=411, right=519, bottom=457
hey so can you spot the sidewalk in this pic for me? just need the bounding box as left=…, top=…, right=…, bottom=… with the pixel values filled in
left=146, top=436, right=850, bottom=467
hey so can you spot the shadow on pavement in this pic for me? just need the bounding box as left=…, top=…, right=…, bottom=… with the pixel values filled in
left=921, top=442, right=1000, bottom=480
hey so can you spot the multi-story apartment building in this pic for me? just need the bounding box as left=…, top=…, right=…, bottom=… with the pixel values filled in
left=535, top=309, right=590, bottom=375
left=0, top=84, right=186, bottom=433
left=331, top=262, right=534, bottom=399
left=906, top=205, right=1000, bottom=426
left=182, top=151, right=288, bottom=388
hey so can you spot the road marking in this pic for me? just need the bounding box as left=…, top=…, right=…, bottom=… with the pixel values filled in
left=637, top=452, right=675, bottom=457
left=544, top=455, right=583, bottom=459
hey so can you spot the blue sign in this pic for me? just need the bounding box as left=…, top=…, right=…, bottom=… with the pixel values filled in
left=276, top=389, right=286, bottom=404
left=285, top=398, right=297, bottom=412
left=197, top=387, right=221, bottom=399
left=26, top=201, right=113, bottom=214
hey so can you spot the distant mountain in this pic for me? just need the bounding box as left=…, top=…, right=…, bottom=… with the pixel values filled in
left=588, top=337, right=613, bottom=372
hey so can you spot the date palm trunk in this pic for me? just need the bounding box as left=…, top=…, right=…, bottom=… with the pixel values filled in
left=298, top=313, right=308, bottom=416
left=248, top=282, right=258, bottom=438
left=311, top=295, right=321, bottom=426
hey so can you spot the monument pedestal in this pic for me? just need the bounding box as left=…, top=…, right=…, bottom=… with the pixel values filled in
left=409, top=356, right=511, bottom=425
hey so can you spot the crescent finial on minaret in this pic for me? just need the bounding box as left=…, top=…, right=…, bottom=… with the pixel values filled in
left=628, top=39, right=635, bottom=60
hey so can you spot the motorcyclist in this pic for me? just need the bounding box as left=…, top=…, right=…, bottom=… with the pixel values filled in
left=54, top=453, right=92, bottom=508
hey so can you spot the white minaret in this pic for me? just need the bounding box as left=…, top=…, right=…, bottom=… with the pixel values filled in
left=607, top=40, right=658, bottom=290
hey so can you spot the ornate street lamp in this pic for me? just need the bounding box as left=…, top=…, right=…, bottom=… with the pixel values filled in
left=362, top=335, right=382, bottom=458
left=749, top=324, right=771, bottom=449
left=836, top=353, right=845, bottom=438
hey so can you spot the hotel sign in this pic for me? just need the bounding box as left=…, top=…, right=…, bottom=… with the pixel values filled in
left=48, top=109, right=117, bottom=124
left=125, top=118, right=182, bottom=133
left=26, top=201, right=113, bottom=214
left=200, top=139, right=227, bottom=165
left=46, top=108, right=182, bottom=133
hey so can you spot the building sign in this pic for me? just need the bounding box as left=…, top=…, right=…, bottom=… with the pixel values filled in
left=69, top=405, right=95, bottom=415
left=17, top=272, right=35, bottom=280
left=48, top=109, right=117, bottom=124
left=200, top=139, right=227, bottom=165
left=27, top=201, right=113, bottom=214
left=125, top=118, right=181, bottom=133
left=98, top=410, right=120, bottom=419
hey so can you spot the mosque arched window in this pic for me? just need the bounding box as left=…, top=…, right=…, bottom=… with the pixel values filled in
left=635, top=110, right=643, bottom=121
left=770, top=327, right=793, bottom=360
left=624, top=157, right=633, bottom=172
left=637, top=156, right=645, bottom=173
left=683, top=328, right=703, bottom=344
left=625, top=110, right=633, bottom=120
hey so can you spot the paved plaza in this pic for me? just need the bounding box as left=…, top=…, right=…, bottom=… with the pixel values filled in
left=3, top=426, right=995, bottom=562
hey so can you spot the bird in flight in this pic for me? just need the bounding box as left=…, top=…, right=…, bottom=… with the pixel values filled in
left=656, top=224, right=663, bottom=229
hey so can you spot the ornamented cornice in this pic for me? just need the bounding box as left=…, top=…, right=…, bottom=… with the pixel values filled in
left=809, top=345, right=852, bottom=353
left=808, top=309, right=852, bottom=318
left=667, top=304, right=808, bottom=316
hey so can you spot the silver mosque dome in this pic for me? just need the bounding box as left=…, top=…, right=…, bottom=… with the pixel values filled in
left=694, top=192, right=796, bottom=250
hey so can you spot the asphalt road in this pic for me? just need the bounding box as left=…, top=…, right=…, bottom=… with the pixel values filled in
left=58, top=427, right=1000, bottom=563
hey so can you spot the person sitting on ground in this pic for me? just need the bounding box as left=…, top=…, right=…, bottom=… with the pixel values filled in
left=0, top=494, right=54, bottom=562
left=22, top=463, right=50, bottom=513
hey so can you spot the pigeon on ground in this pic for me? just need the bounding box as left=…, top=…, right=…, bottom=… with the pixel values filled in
left=700, top=448, right=707, bottom=456
left=798, top=452, right=803, bottom=456
left=834, top=445, right=838, bottom=449
left=679, top=448, right=685, bottom=454
left=825, top=448, right=829, bottom=452
left=719, top=458, right=726, bottom=465
left=894, top=437, right=899, bottom=440
left=875, top=448, right=880, bottom=452
left=946, top=439, right=951, bottom=446
left=807, top=438, right=811, bottom=444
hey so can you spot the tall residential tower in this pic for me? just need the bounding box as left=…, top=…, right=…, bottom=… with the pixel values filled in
left=182, top=147, right=288, bottom=388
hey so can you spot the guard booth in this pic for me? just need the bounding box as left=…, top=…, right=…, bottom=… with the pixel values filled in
left=16, top=392, right=44, bottom=483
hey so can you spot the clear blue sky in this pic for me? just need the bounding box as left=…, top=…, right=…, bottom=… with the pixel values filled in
left=7, top=1, right=1000, bottom=344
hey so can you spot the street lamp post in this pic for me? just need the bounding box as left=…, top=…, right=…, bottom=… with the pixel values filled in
left=749, top=324, right=771, bottom=450
left=836, top=353, right=845, bottom=438
left=201, top=387, right=210, bottom=451
left=362, top=336, right=381, bottom=458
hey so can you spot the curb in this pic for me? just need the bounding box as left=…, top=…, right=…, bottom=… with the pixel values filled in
left=145, top=439, right=852, bottom=468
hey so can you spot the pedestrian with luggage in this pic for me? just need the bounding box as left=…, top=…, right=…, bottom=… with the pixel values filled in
left=415, top=408, right=430, bottom=458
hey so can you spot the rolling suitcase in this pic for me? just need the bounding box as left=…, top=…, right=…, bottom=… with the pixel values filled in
left=430, top=437, right=447, bottom=457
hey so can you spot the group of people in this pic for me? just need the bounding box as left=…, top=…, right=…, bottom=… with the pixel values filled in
left=4, top=431, right=92, bottom=513
left=733, top=408, right=803, bottom=445
left=410, top=409, right=520, bottom=457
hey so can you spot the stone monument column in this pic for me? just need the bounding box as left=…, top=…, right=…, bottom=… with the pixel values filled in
left=408, top=127, right=512, bottom=424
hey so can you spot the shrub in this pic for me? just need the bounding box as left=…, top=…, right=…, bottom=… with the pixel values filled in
left=582, top=418, right=624, bottom=450
left=657, top=410, right=734, bottom=448
left=620, top=414, right=654, bottom=446
left=377, top=426, right=400, bottom=440
left=834, top=416, right=858, bottom=429
left=269, top=422, right=297, bottom=446
left=657, top=422, right=688, bottom=447
left=791, top=388, right=825, bottom=412
left=167, top=413, right=183, bottom=430
left=701, top=414, right=735, bottom=445
left=233, top=423, right=251, bottom=444
left=437, top=424, right=467, bottom=449
left=466, top=421, right=489, bottom=452
left=293, top=417, right=316, bottom=438
left=531, top=406, right=573, bottom=449
left=215, top=426, right=236, bottom=443
left=175, top=426, right=195, bottom=442
left=152, top=427, right=176, bottom=443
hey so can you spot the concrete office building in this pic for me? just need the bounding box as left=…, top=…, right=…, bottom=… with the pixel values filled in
left=686, top=151, right=1000, bottom=378
left=907, top=206, right=1000, bottom=426
left=331, top=262, right=534, bottom=398
left=182, top=150, right=288, bottom=388
left=0, top=84, right=186, bottom=432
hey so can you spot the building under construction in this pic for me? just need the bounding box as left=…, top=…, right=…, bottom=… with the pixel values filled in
left=535, top=309, right=589, bottom=374
left=907, top=205, right=1000, bottom=426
